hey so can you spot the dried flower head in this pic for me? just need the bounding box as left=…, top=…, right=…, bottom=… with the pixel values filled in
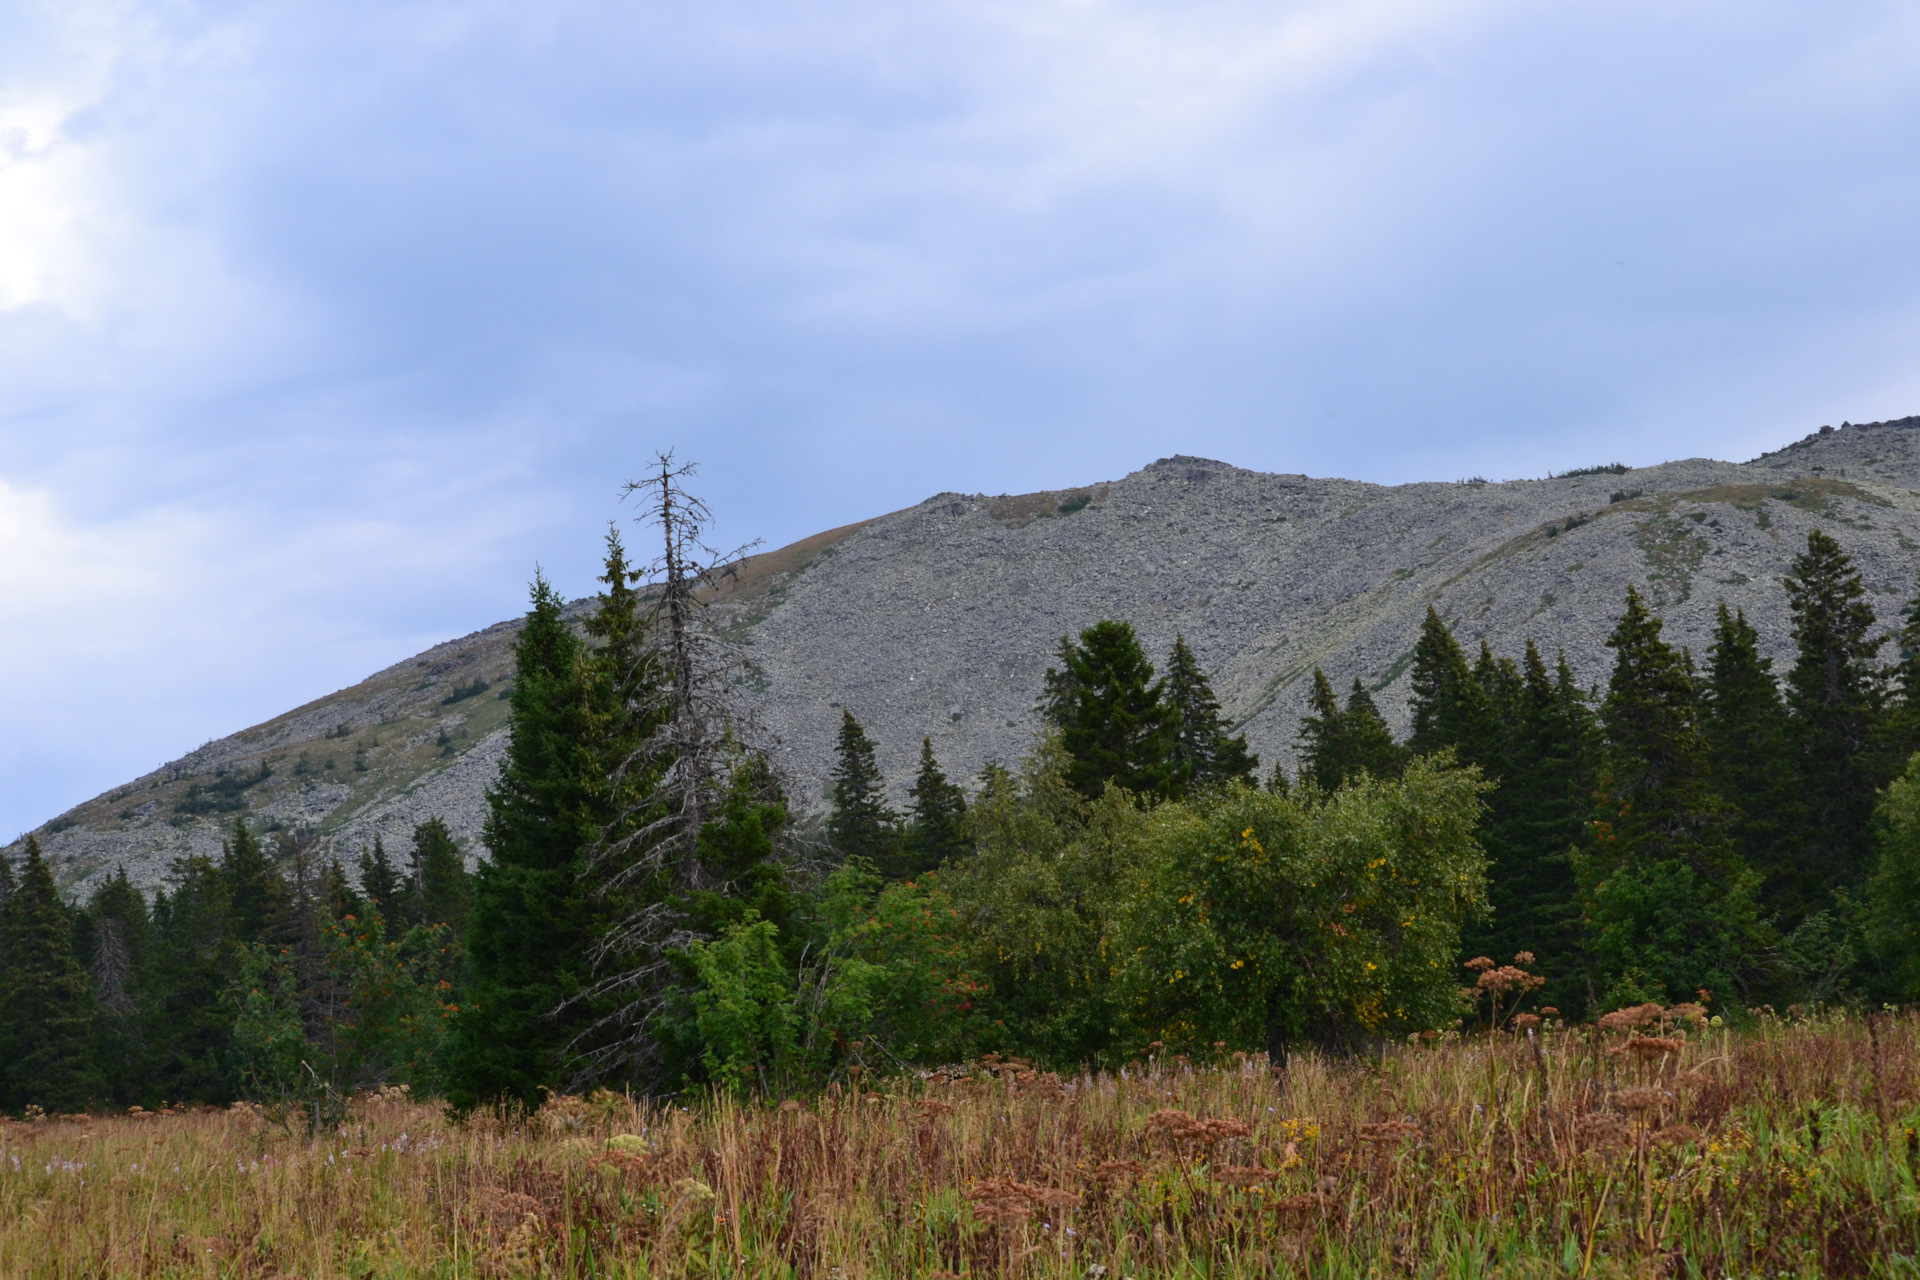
left=1464, top=956, right=1496, bottom=973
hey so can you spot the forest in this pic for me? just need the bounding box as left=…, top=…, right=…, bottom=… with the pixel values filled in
left=5, top=459, right=1920, bottom=1121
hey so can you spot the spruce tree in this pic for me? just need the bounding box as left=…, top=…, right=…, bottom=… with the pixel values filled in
left=1297, top=668, right=1347, bottom=791
left=442, top=573, right=601, bottom=1112
left=1040, top=621, right=1181, bottom=800
left=407, top=816, right=472, bottom=936
left=145, top=855, right=235, bottom=1102
left=1578, top=586, right=1753, bottom=1007
left=87, top=868, right=151, bottom=1104
left=896, top=737, right=969, bottom=879
left=1783, top=529, right=1887, bottom=911
left=1880, top=577, right=1920, bottom=763
left=826, top=710, right=898, bottom=866
left=1701, top=603, right=1797, bottom=911
left=1163, top=634, right=1257, bottom=790
left=357, top=836, right=403, bottom=923
left=1408, top=607, right=1477, bottom=757
left=0, top=836, right=100, bottom=1110
left=220, top=818, right=287, bottom=946
left=1298, top=671, right=1404, bottom=791
left=1467, top=642, right=1588, bottom=1000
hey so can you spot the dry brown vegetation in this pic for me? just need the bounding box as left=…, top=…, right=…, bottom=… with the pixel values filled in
left=4, top=1011, right=1919, bottom=1278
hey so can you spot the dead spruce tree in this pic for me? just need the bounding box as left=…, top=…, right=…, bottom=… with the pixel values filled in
left=569, top=452, right=789, bottom=1087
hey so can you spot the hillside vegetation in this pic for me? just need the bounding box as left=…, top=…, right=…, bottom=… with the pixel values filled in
left=22, top=415, right=1920, bottom=899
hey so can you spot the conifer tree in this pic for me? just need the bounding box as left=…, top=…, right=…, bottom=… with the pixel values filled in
left=406, top=816, right=472, bottom=935
left=1298, top=671, right=1404, bottom=791
left=1163, top=634, right=1258, bottom=790
left=220, top=818, right=287, bottom=947
left=1466, top=642, right=1589, bottom=998
left=896, top=737, right=969, bottom=879
left=1880, top=577, right=1920, bottom=762
left=1578, top=587, right=1753, bottom=1007
left=1297, top=669, right=1347, bottom=791
left=0, top=836, right=99, bottom=1110
left=1783, top=529, right=1887, bottom=911
left=1040, top=621, right=1181, bottom=800
left=145, top=855, right=236, bottom=1101
left=442, top=573, right=601, bottom=1112
left=1407, top=607, right=1477, bottom=757
left=357, top=836, right=403, bottom=923
left=826, top=710, right=898, bottom=866
left=1701, top=604, right=1797, bottom=910
left=87, top=868, right=151, bottom=1103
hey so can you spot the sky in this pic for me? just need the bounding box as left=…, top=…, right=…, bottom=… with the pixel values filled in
left=3, top=0, right=1919, bottom=839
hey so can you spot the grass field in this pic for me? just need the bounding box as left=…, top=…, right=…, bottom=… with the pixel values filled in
left=3, top=1009, right=1918, bottom=1278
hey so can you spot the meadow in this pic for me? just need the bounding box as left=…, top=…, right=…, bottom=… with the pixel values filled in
left=1, top=1007, right=1916, bottom=1278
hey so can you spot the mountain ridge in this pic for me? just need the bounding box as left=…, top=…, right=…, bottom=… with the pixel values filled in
left=21, top=415, right=1920, bottom=897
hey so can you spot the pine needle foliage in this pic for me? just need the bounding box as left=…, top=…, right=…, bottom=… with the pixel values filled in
left=1163, top=633, right=1258, bottom=791
left=1783, top=529, right=1889, bottom=911
left=1040, top=621, right=1181, bottom=801
left=0, top=836, right=100, bottom=1111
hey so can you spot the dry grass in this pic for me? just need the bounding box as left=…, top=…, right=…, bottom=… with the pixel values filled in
left=5, top=1012, right=1920, bottom=1278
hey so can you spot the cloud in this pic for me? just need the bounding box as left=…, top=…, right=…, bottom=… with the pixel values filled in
left=2, top=0, right=1919, bottom=834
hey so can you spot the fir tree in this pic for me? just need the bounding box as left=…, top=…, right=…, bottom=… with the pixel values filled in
left=220, top=818, right=287, bottom=947
left=1041, top=621, right=1181, bottom=800
left=406, top=816, right=472, bottom=936
left=1880, top=576, right=1920, bottom=763
left=0, top=836, right=99, bottom=1110
left=87, top=868, right=151, bottom=1104
left=1700, top=603, right=1797, bottom=911
left=1578, top=586, right=1753, bottom=1007
left=896, top=737, right=969, bottom=879
left=1298, top=671, right=1404, bottom=791
left=1466, top=642, right=1589, bottom=1001
left=357, top=836, right=403, bottom=923
left=1407, top=607, right=1477, bottom=757
left=145, top=855, right=236, bottom=1102
left=442, top=573, right=601, bottom=1112
left=1163, top=634, right=1258, bottom=790
left=1783, top=529, right=1887, bottom=911
left=826, top=711, right=898, bottom=866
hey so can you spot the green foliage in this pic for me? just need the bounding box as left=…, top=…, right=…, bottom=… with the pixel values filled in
left=937, top=739, right=1138, bottom=1067
left=440, top=677, right=491, bottom=705
left=1297, top=670, right=1405, bottom=790
left=1864, top=752, right=1920, bottom=1000
left=406, top=816, right=471, bottom=936
left=224, top=943, right=313, bottom=1114
left=1041, top=621, right=1181, bottom=801
left=221, top=818, right=289, bottom=947
left=826, top=711, right=899, bottom=867
left=1701, top=604, right=1797, bottom=914
left=1115, top=759, right=1489, bottom=1058
left=1465, top=643, right=1594, bottom=1005
left=441, top=573, right=601, bottom=1113
left=357, top=836, right=403, bottom=922
left=1578, top=586, right=1757, bottom=1007
left=0, top=837, right=100, bottom=1111
left=893, top=737, right=968, bottom=880
left=1163, top=633, right=1257, bottom=790
left=1783, top=529, right=1888, bottom=913
left=172, top=763, right=273, bottom=817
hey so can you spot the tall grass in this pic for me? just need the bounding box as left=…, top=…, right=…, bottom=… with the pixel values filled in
left=3, top=1010, right=1917, bottom=1278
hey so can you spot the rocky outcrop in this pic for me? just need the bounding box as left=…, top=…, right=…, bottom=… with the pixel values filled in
left=21, top=415, right=1920, bottom=897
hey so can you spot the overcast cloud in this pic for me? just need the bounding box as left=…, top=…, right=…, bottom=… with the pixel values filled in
left=3, top=0, right=1918, bottom=837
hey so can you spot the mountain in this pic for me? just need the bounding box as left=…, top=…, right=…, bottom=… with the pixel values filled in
left=20, top=415, right=1920, bottom=897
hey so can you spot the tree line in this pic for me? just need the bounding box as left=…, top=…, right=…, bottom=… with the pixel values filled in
left=6, top=477, right=1920, bottom=1114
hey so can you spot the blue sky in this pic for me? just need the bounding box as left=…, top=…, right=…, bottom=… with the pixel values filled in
left=3, top=0, right=1918, bottom=838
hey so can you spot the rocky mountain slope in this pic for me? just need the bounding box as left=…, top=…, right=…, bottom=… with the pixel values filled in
left=21, top=416, right=1920, bottom=897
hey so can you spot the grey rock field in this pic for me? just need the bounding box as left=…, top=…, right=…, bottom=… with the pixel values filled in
left=18, top=415, right=1920, bottom=898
